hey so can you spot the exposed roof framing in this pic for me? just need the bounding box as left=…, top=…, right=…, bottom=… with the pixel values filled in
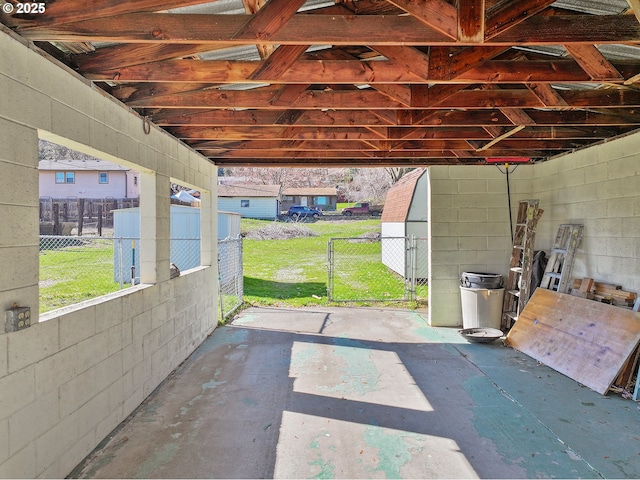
left=2, top=0, right=640, bottom=167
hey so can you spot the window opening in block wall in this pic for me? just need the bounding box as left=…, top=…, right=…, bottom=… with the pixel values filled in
left=170, top=182, right=202, bottom=276
left=38, top=138, right=141, bottom=313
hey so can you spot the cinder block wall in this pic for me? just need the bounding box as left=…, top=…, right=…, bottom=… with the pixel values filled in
left=534, top=133, right=640, bottom=293
left=427, top=165, right=534, bottom=326
left=0, top=28, right=218, bottom=477
left=428, top=132, right=640, bottom=326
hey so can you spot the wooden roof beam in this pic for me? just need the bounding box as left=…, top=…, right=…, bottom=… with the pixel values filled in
left=458, top=0, right=485, bottom=43
left=485, top=0, right=556, bottom=39
left=20, top=14, right=640, bottom=45
left=126, top=86, right=640, bottom=109
left=157, top=109, right=640, bottom=130
left=384, top=0, right=457, bottom=39
left=250, top=44, right=310, bottom=80
left=203, top=147, right=549, bottom=158
left=88, top=59, right=639, bottom=84
left=477, top=125, right=526, bottom=151
left=0, top=0, right=210, bottom=28
left=233, top=0, right=307, bottom=41
left=73, top=44, right=233, bottom=73
left=563, top=44, right=624, bottom=81
left=369, top=46, right=430, bottom=80
left=526, top=83, right=570, bottom=107
left=269, top=84, right=311, bottom=106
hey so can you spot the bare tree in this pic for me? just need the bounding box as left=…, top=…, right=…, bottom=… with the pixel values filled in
left=224, top=167, right=346, bottom=189
left=339, top=168, right=393, bottom=203
left=39, top=139, right=99, bottom=162
left=385, top=167, right=416, bottom=183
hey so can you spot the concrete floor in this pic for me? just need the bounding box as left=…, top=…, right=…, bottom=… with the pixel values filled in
left=71, top=306, right=640, bottom=479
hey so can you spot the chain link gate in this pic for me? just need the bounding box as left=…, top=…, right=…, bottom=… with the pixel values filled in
left=218, top=237, right=244, bottom=321
left=327, top=235, right=428, bottom=302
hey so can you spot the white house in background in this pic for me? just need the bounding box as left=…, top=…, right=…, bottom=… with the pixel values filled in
left=39, top=159, right=140, bottom=199
left=217, top=183, right=281, bottom=219
left=381, top=168, right=429, bottom=279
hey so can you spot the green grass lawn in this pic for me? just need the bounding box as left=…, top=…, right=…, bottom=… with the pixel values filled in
left=242, top=218, right=427, bottom=308
left=38, top=218, right=428, bottom=314
left=39, top=239, right=122, bottom=313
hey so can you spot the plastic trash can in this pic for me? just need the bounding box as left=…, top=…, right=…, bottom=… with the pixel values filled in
left=460, top=286, right=505, bottom=330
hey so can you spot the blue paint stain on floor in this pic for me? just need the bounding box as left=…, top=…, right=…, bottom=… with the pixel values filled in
left=463, top=376, right=600, bottom=478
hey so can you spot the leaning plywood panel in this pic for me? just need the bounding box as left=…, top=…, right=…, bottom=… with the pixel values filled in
left=505, top=289, right=640, bottom=395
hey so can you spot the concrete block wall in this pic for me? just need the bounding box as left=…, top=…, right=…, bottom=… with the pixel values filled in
left=534, top=134, right=640, bottom=293
left=0, top=272, right=214, bottom=477
left=0, top=28, right=218, bottom=477
left=427, top=165, right=534, bottom=326
left=428, top=131, right=640, bottom=326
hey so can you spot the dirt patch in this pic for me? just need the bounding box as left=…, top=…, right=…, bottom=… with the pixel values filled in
left=244, top=223, right=317, bottom=241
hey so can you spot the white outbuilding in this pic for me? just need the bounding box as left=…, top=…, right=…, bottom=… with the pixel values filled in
left=381, top=168, right=429, bottom=280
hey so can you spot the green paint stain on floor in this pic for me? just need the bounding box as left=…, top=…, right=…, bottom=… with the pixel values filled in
left=363, top=425, right=424, bottom=478
left=134, top=442, right=179, bottom=479
left=307, top=431, right=336, bottom=479
left=79, top=452, right=116, bottom=478
left=312, top=339, right=380, bottom=396
left=309, top=458, right=336, bottom=479
left=140, top=400, right=162, bottom=418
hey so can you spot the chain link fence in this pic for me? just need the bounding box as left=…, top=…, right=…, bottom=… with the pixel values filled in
left=39, top=235, right=128, bottom=313
left=328, top=235, right=428, bottom=302
left=39, top=234, right=205, bottom=313
left=218, top=237, right=244, bottom=321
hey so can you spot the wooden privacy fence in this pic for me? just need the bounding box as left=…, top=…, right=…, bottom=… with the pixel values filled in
left=39, top=197, right=139, bottom=235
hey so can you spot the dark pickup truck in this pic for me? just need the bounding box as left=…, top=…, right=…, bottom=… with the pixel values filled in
left=340, top=202, right=383, bottom=216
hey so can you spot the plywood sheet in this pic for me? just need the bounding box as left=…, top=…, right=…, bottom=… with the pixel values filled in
left=505, top=288, right=640, bottom=394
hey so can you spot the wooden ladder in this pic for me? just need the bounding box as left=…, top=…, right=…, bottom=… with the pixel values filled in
left=540, top=224, right=584, bottom=293
left=501, top=200, right=544, bottom=330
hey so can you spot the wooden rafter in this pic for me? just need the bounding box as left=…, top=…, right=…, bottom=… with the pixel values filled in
left=4, top=0, right=639, bottom=167
left=16, top=14, right=640, bottom=46
left=458, top=0, right=485, bottom=43
left=83, top=59, right=639, bottom=84
left=563, top=44, right=624, bottom=81
left=384, top=0, right=457, bottom=39
left=249, top=44, right=309, bottom=80
left=234, top=0, right=307, bottom=41
left=124, top=86, right=640, bottom=110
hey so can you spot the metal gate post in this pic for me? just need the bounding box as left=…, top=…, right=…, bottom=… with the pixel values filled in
left=327, top=239, right=334, bottom=301
left=409, top=235, right=417, bottom=301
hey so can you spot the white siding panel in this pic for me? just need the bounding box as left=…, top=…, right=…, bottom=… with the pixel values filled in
left=217, top=197, right=278, bottom=219
left=407, top=175, right=429, bottom=222
left=381, top=222, right=406, bottom=276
